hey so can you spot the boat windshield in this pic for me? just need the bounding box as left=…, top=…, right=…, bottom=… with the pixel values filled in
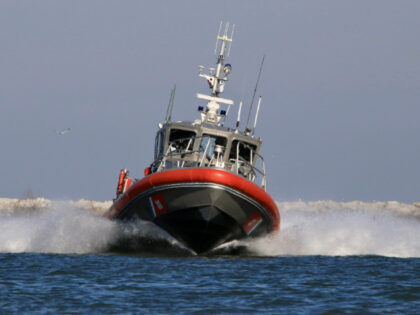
left=168, top=129, right=196, bottom=152
left=199, top=134, right=227, bottom=160
left=229, top=140, right=257, bottom=163
left=154, top=130, right=165, bottom=159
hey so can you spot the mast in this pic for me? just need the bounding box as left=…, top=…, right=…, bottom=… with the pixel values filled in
left=212, top=22, right=234, bottom=96
left=197, top=22, right=235, bottom=125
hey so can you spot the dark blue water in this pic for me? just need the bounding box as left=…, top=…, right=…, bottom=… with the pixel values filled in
left=1, top=199, right=419, bottom=313
left=0, top=253, right=419, bottom=314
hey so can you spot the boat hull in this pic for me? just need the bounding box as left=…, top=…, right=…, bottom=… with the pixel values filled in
left=105, top=169, right=280, bottom=254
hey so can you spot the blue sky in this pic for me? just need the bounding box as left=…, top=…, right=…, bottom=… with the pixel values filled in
left=1, top=1, right=419, bottom=202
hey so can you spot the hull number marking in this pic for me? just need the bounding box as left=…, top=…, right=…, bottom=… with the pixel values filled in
left=148, top=194, right=167, bottom=217
left=243, top=212, right=262, bottom=235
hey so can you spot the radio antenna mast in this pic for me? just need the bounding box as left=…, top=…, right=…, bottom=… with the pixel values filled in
left=245, top=54, right=265, bottom=131
left=197, top=22, right=235, bottom=125
left=252, top=96, right=262, bottom=136
left=235, top=101, right=243, bottom=132
left=165, top=84, right=176, bottom=122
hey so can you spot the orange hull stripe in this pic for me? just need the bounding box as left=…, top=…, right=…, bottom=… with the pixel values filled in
left=105, top=168, right=280, bottom=230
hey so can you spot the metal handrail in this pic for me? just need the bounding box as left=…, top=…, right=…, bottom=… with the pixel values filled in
left=151, top=137, right=267, bottom=190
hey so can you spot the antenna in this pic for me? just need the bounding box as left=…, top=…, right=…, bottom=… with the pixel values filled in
left=215, top=22, right=235, bottom=58
left=245, top=54, right=265, bottom=130
left=197, top=22, right=235, bottom=125
left=165, top=84, right=176, bottom=122
left=220, top=103, right=232, bottom=127
left=252, top=96, right=262, bottom=136
left=235, top=101, right=243, bottom=132
left=227, top=24, right=235, bottom=57
left=214, top=21, right=223, bottom=55
left=214, top=21, right=234, bottom=57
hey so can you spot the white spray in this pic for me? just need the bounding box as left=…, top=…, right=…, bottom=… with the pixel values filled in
left=1, top=198, right=419, bottom=257
left=0, top=198, right=181, bottom=254
left=236, top=200, right=420, bottom=258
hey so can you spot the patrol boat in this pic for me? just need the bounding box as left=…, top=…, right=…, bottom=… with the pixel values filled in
left=104, top=23, right=280, bottom=254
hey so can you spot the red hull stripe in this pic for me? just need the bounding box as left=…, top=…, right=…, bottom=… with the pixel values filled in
left=105, top=168, right=280, bottom=231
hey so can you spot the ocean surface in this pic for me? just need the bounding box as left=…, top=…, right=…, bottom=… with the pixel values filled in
left=0, top=198, right=419, bottom=314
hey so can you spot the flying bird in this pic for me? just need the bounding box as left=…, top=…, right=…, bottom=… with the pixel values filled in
left=55, top=128, right=71, bottom=135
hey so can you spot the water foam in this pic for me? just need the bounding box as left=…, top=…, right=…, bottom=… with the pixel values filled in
left=1, top=198, right=419, bottom=257
left=0, top=198, right=184, bottom=254
left=0, top=199, right=115, bottom=254
left=241, top=200, right=420, bottom=258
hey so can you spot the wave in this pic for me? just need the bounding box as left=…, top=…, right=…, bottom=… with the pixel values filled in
left=231, top=200, right=420, bottom=258
left=0, top=198, right=187, bottom=255
left=0, top=198, right=419, bottom=257
left=0, top=198, right=113, bottom=254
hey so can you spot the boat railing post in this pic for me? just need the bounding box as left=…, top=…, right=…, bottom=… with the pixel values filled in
left=260, top=154, right=267, bottom=190
left=249, top=149, right=254, bottom=181
left=200, top=137, right=211, bottom=167
left=194, top=136, right=202, bottom=166
left=235, top=141, right=240, bottom=174
left=158, top=145, right=173, bottom=172
left=180, top=138, right=193, bottom=168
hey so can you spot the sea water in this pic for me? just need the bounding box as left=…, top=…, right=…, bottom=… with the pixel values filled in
left=0, top=198, right=419, bottom=313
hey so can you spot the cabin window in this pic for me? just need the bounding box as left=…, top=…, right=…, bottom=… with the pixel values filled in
left=168, top=129, right=196, bottom=152
left=154, top=131, right=165, bottom=159
left=199, top=134, right=227, bottom=160
left=229, top=140, right=257, bottom=163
